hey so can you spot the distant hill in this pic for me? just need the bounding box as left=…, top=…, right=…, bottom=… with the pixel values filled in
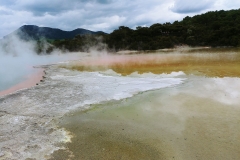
left=4, top=25, right=106, bottom=40
left=4, top=8, right=240, bottom=53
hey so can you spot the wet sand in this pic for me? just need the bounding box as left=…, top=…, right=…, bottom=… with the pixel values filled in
left=0, top=68, right=45, bottom=97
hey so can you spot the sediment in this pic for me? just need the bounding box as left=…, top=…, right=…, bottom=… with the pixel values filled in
left=0, top=65, right=184, bottom=160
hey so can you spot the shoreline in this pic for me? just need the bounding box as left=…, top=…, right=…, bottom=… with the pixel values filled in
left=0, top=67, right=239, bottom=159
left=0, top=50, right=240, bottom=159
left=0, top=67, right=45, bottom=97
left=0, top=66, right=185, bottom=160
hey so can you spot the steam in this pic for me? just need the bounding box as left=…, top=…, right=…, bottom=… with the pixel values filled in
left=60, top=48, right=240, bottom=79
left=0, top=34, right=79, bottom=91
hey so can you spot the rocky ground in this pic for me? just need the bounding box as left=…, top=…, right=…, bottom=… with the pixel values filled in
left=0, top=66, right=184, bottom=160
left=0, top=67, right=85, bottom=160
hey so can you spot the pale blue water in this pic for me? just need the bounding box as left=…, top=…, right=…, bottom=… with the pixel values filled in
left=0, top=34, right=81, bottom=93
left=0, top=63, right=35, bottom=91
left=0, top=70, right=29, bottom=91
left=0, top=77, right=24, bottom=91
left=0, top=53, right=81, bottom=93
left=0, top=54, right=49, bottom=92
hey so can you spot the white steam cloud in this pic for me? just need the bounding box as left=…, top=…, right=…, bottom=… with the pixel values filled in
left=0, top=35, right=78, bottom=91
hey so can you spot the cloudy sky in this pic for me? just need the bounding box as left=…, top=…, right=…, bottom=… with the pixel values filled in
left=0, top=0, right=240, bottom=38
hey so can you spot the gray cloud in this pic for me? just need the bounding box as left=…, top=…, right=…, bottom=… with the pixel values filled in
left=223, top=1, right=240, bottom=9
left=171, top=0, right=216, bottom=13
left=0, top=1, right=15, bottom=6
left=0, top=0, right=240, bottom=38
left=0, top=0, right=113, bottom=16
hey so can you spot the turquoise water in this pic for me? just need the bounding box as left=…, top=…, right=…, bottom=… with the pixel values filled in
left=0, top=70, right=28, bottom=91
left=0, top=77, right=24, bottom=91
left=0, top=53, right=38, bottom=92
left=0, top=34, right=83, bottom=93
left=0, top=55, right=46, bottom=92
left=0, top=64, right=35, bottom=91
left=0, top=53, right=82, bottom=92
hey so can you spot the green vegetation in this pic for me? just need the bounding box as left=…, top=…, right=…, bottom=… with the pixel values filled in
left=105, top=9, right=240, bottom=51
left=49, top=9, right=240, bottom=52
left=51, top=34, right=107, bottom=52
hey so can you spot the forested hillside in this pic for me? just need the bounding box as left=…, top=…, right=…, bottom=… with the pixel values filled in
left=4, top=8, right=239, bottom=53
left=105, top=9, right=240, bottom=50
left=5, top=25, right=105, bottom=40
left=51, top=9, right=240, bottom=52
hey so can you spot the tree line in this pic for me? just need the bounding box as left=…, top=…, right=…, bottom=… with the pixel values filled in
left=43, top=8, right=240, bottom=53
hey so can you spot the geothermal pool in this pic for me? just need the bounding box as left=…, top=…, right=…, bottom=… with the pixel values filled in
left=0, top=52, right=86, bottom=96
left=0, top=48, right=240, bottom=160
left=52, top=76, right=240, bottom=160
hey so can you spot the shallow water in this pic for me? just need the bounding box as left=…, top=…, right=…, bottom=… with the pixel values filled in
left=0, top=69, right=26, bottom=91
left=1, top=48, right=239, bottom=160
left=64, top=48, right=240, bottom=77
left=0, top=66, right=185, bottom=160
left=50, top=76, right=240, bottom=160
left=0, top=52, right=85, bottom=92
left=50, top=48, right=240, bottom=160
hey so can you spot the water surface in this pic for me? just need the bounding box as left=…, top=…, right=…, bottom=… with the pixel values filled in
left=64, top=48, right=240, bottom=77
left=50, top=48, right=240, bottom=160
